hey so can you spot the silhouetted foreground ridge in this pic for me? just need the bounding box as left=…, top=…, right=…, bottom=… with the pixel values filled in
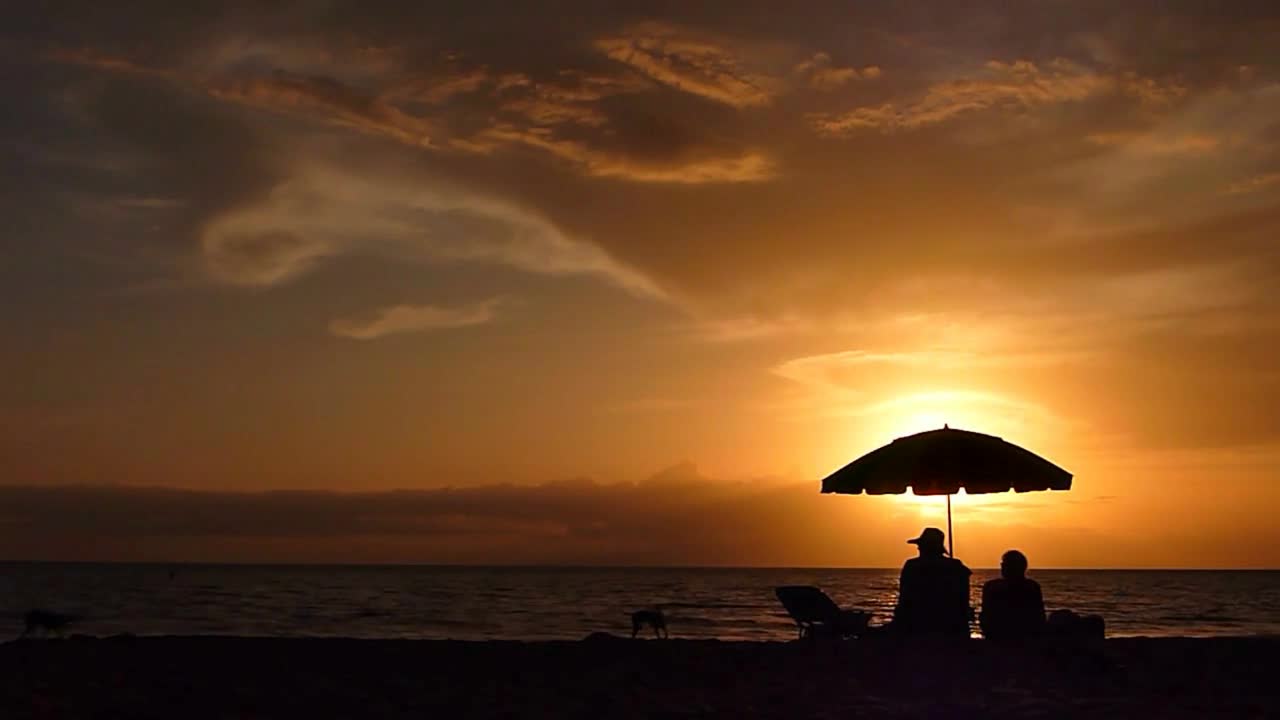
left=1, top=635, right=1275, bottom=718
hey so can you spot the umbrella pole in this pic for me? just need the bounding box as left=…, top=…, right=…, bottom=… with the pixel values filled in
left=947, top=494, right=954, bottom=557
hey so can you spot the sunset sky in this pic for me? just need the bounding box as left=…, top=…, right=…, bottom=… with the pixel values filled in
left=2, top=1, right=1278, bottom=567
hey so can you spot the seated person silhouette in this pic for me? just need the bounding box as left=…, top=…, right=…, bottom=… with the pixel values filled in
left=980, top=550, right=1046, bottom=641
left=890, top=527, right=972, bottom=638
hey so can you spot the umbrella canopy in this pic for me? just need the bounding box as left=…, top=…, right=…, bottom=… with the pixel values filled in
left=821, top=426, right=1071, bottom=496
left=820, top=426, right=1071, bottom=556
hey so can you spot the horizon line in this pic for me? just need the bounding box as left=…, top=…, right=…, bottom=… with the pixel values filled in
left=1, top=560, right=1276, bottom=572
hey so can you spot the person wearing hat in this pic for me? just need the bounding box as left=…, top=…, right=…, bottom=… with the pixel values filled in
left=890, top=527, right=972, bottom=638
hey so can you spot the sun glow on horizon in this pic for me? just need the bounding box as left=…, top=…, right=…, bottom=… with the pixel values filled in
left=893, top=487, right=1024, bottom=514
left=884, top=408, right=952, bottom=440
left=853, top=389, right=1052, bottom=447
left=837, top=389, right=1062, bottom=520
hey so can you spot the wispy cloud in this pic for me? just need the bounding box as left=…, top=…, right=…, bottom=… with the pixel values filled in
left=330, top=298, right=502, bottom=340
left=115, top=196, right=187, bottom=210
left=49, top=37, right=766, bottom=186
left=1050, top=81, right=1280, bottom=206
left=595, top=23, right=774, bottom=108
left=199, top=159, right=666, bottom=297
left=469, top=125, right=774, bottom=183
left=812, top=59, right=1182, bottom=135
left=1085, top=131, right=1221, bottom=155
left=417, top=69, right=490, bottom=103
left=46, top=47, right=171, bottom=78
left=208, top=71, right=437, bottom=147
left=491, top=70, right=651, bottom=129
left=691, top=315, right=821, bottom=342
left=1225, top=172, right=1280, bottom=195
left=194, top=36, right=404, bottom=83
left=50, top=44, right=439, bottom=149
left=501, top=97, right=610, bottom=128
left=793, top=53, right=880, bottom=90
left=200, top=223, right=334, bottom=287
left=772, top=348, right=1083, bottom=390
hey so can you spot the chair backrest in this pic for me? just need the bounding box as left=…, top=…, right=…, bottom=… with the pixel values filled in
left=775, top=585, right=841, bottom=624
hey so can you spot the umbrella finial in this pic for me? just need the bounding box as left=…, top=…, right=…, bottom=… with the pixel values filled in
left=944, top=423, right=949, bottom=429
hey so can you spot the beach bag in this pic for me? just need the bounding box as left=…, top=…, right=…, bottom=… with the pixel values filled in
left=1047, top=609, right=1105, bottom=640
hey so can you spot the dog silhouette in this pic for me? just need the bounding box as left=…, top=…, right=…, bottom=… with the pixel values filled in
left=630, top=609, right=668, bottom=639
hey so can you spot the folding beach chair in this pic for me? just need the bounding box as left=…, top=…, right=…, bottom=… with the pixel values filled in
left=775, top=586, right=870, bottom=639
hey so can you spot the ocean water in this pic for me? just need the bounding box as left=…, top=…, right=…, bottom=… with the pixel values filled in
left=1, top=564, right=1277, bottom=641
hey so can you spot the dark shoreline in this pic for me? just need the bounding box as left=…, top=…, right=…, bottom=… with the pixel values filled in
left=3, top=635, right=1276, bottom=718
left=5, top=560, right=1278, bottom=570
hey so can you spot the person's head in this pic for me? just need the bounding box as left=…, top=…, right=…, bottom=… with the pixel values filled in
left=907, top=527, right=947, bottom=556
left=1001, top=550, right=1029, bottom=579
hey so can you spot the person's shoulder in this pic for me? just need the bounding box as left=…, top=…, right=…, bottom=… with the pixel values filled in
left=947, top=557, right=972, bottom=575
left=983, top=576, right=1006, bottom=590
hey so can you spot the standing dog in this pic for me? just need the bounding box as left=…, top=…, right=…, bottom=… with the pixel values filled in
left=630, top=609, right=668, bottom=639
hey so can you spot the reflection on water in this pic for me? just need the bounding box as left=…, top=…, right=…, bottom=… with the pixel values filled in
left=1, top=564, right=1277, bottom=641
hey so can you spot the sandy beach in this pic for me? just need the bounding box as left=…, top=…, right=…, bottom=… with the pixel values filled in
left=1, top=635, right=1274, bottom=718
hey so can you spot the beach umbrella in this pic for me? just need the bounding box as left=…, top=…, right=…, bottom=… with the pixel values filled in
left=820, top=426, right=1071, bottom=557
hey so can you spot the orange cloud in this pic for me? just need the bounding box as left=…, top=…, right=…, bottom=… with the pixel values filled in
left=494, top=71, right=651, bottom=128
left=501, top=98, right=610, bottom=127
left=53, top=41, right=766, bottom=186
left=1086, top=132, right=1220, bottom=155
left=46, top=47, right=171, bottom=77
left=473, top=125, right=774, bottom=183
left=330, top=299, right=502, bottom=340
left=418, top=68, right=490, bottom=103
left=1225, top=172, right=1280, bottom=195
left=812, top=59, right=1178, bottom=134
left=793, top=53, right=880, bottom=90
left=595, top=23, right=774, bottom=108
left=207, top=71, right=436, bottom=147
left=200, top=159, right=666, bottom=297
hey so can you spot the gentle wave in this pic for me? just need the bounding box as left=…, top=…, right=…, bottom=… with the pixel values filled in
left=658, top=602, right=771, bottom=610
left=1, top=564, right=1277, bottom=641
